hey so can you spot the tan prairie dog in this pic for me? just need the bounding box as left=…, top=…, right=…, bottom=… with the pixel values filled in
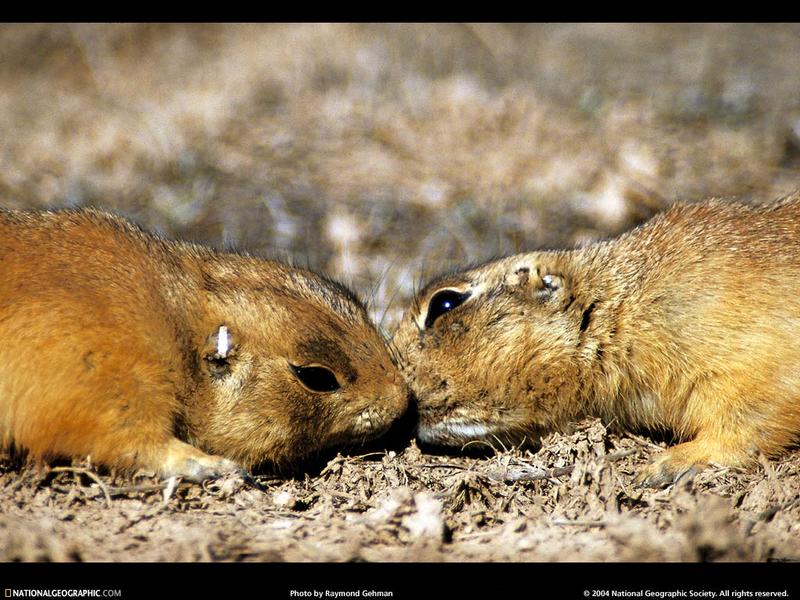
left=0, top=208, right=408, bottom=481
left=394, top=194, right=800, bottom=487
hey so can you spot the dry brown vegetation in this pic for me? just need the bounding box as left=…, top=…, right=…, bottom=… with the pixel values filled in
left=3, top=419, right=800, bottom=562
left=1, top=23, right=800, bottom=563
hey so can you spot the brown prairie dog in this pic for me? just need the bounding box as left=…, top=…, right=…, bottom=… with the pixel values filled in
left=0, top=208, right=408, bottom=481
left=394, top=194, right=800, bottom=487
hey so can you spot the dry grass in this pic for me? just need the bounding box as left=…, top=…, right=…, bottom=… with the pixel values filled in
left=3, top=418, right=799, bottom=562
left=2, top=24, right=800, bottom=326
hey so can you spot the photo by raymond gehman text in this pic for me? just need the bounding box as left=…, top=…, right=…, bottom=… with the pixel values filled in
left=289, top=591, right=394, bottom=598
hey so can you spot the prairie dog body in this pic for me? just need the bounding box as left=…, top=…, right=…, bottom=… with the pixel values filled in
left=394, top=195, right=800, bottom=486
left=0, top=208, right=408, bottom=481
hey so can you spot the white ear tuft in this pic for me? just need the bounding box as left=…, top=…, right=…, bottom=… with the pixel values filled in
left=217, top=326, right=229, bottom=357
left=542, top=274, right=558, bottom=290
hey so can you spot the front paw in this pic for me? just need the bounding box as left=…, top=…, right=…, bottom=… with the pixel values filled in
left=635, top=451, right=703, bottom=489
left=160, top=441, right=244, bottom=482
left=170, top=455, right=244, bottom=482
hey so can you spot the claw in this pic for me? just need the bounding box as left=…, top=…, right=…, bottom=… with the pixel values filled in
left=160, top=440, right=243, bottom=482
left=635, top=457, right=701, bottom=489
left=239, top=470, right=269, bottom=492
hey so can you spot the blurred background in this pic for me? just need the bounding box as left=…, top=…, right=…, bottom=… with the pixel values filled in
left=2, top=23, right=799, bottom=329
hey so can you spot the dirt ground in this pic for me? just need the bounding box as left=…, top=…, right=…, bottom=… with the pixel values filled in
left=2, top=419, right=800, bottom=562
left=1, top=24, right=800, bottom=564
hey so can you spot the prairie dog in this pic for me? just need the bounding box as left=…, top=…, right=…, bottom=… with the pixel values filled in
left=394, top=195, right=800, bottom=487
left=0, top=208, right=408, bottom=481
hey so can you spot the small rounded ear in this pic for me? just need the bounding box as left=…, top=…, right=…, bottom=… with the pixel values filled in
left=202, top=325, right=239, bottom=379
left=504, top=266, right=531, bottom=288
left=505, top=264, right=571, bottom=306
left=539, top=273, right=566, bottom=295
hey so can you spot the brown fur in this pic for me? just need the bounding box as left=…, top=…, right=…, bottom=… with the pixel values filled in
left=0, top=208, right=408, bottom=481
left=394, top=194, right=800, bottom=487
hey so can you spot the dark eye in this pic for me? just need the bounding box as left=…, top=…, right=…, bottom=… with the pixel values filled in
left=290, top=364, right=341, bottom=393
left=424, top=289, right=471, bottom=328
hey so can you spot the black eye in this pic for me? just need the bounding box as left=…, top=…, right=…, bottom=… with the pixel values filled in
left=290, top=364, right=341, bottom=393
left=424, top=289, right=471, bottom=328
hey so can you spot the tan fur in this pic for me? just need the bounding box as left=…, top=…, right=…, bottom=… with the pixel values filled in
left=394, top=194, right=800, bottom=487
left=0, top=208, right=408, bottom=481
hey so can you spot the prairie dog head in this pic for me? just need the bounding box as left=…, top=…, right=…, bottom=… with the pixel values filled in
left=393, top=252, right=589, bottom=450
left=188, top=257, right=409, bottom=470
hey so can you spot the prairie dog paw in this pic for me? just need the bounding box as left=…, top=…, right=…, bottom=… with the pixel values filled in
left=170, top=456, right=242, bottom=482
left=633, top=437, right=753, bottom=488
left=634, top=446, right=705, bottom=488
left=635, top=458, right=700, bottom=488
left=160, top=440, right=243, bottom=482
